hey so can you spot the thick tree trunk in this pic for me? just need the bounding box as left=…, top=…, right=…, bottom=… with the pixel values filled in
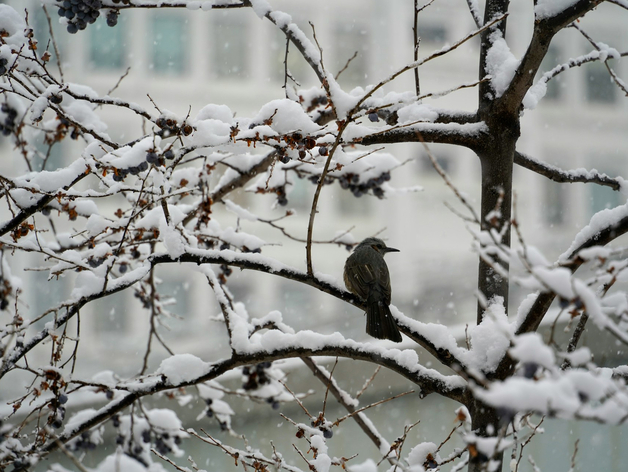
left=468, top=398, right=503, bottom=472
left=476, top=116, right=517, bottom=322
left=470, top=2, right=517, bottom=471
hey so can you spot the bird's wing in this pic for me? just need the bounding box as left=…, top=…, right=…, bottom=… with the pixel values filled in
left=377, top=263, right=392, bottom=304
left=345, top=260, right=376, bottom=300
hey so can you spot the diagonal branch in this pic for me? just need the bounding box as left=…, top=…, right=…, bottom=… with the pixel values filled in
left=466, top=0, right=483, bottom=28
left=495, top=0, right=605, bottom=115
left=301, top=357, right=395, bottom=464
left=0, top=172, right=88, bottom=237
left=494, top=209, right=628, bottom=378
left=0, top=263, right=151, bottom=378
left=570, top=22, right=628, bottom=96
left=352, top=13, right=507, bottom=117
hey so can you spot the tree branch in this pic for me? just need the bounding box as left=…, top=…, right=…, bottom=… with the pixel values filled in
left=496, top=0, right=605, bottom=115
left=355, top=120, right=485, bottom=149
left=514, top=151, right=622, bottom=190
left=152, top=251, right=467, bottom=370
left=301, top=357, right=395, bottom=464
left=493, top=210, right=628, bottom=379
left=38, top=343, right=466, bottom=459
left=0, top=172, right=88, bottom=237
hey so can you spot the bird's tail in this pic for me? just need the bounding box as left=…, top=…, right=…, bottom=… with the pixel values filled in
left=366, top=297, right=402, bottom=342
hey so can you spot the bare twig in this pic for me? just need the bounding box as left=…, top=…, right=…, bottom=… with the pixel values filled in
left=356, top=366, right=381, bottom=399
left=336, top=51, right=358, bottom=80
left=390, top=419, right=421, bottom=471
left=279, top=379, right=314, bottom=419
left=560, top=313, right=589, bottom=370
left=151, top=448, right=189, bottom=472
left=41, top=6, right=64, bottom=82
left=570, top=438, right=580, bottom=470
left=514, top=416, right=545, bottom=472
left=321, top=357, right=339, bottom=417
left=333, top=390, right=415, bottom=426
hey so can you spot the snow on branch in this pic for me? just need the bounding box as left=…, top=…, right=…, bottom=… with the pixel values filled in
left=355, top=121, right=487, bottom=149
left=514, top=151, right=624, bottom=191
left=524, top=48, right=628, bottom=109
left=348, top=13, right=508, bottom=117
left=0, top=262, right=152, bottom=378
left=38, top=343, right=466, bottom=459
left=512, top=203, right=628, bottom=340
left=498, top=0, right=605, bottom=114
left=570, top=23, right=628, bottom=96
left=465, top=0, right=483, bottom=28
left=152, top=250, right=469, bottom=370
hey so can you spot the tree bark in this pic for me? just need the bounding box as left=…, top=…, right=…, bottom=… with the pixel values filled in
left=468, top=398, right=502, bottom=471
left=475, top=114, right=518, bottom=322
left=470, top=2, right=516, bottom=471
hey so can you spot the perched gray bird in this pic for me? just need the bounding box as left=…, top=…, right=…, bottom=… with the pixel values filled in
left=343, top=237, right=402, bottom=342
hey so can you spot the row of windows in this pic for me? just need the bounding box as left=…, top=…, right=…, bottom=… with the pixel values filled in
left=30, top=9, right=368, bottom=85
left=24, top=6, right=623, bottom=104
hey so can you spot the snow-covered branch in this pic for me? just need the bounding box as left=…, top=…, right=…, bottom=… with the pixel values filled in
left=514, top=151, right=623, bottom=191
left=37, top=344, right=466, bottom=459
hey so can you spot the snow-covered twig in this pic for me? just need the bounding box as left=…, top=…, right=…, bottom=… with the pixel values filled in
left=466, top=0, right=483, bottom=28
left=570, top=23, right=628, bottom=96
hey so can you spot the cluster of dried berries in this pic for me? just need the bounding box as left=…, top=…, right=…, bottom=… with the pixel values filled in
left=0, top=103, right=18, bottom=136
left=56, top=0, right=124, bottom=33
left=242, top=362, right=272, bottom=391
left=337, top=171, right=391, bottom=199
left=155, top=116, right=193, bottom=138
left=0, top=57, right=9, bottom=75
left=56, top=0, right=101, bottom=34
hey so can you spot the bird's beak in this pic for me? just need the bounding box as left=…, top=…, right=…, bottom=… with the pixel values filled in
left=384, top=247, right=400, bottom=253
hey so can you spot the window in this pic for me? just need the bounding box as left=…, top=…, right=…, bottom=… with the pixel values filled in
left=539, top=45, right=563, bottom=101
left=211, top=12, right=249, bottom=79
left=337, top=186, right=372, bottom=216
left=588, top=163, right=623, bottom=216
left=89, top=17, right=125, bottom=70
left=419, top=24, right=447, bottom=44
left=286, top=176, right=310, bottom=212
left=543, top=180, right=567, bottom=225
left=35, top=133, right=65, bottom=171
left=278, top=280, right=314, bottom=329
left=32, top=8, right=65, bottom=65
left=269, top=28, right=314, bottom=85
left=585, top=63, right=616, bottom=104
left=155, top=273, right=194, bottom=336
left=28, top=271, right=70, bottom=331
left=590, top=179, right=623, bottom=215
left=334, top=22, right=369, bottom=86
left=92, top=291, right=129, bottom=334
left=150, top=13, right=188, bottom=75
left=418, top=152, right=453, bottom=176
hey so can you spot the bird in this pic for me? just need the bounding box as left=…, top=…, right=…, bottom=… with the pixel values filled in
left=343, top=237, right=402, bottom=342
